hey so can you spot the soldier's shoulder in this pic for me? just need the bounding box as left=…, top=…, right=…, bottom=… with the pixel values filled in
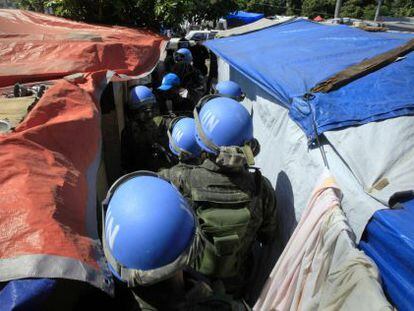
left=159, top=163, right=194, bottom=179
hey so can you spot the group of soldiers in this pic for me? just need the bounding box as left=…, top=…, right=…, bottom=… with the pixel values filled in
left=106, top=47, right=278, bottom=310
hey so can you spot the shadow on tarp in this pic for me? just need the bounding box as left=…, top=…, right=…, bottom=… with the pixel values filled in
left=0, top=278, right=120, bottom=311
left=247, top=171, right=297, bottom=305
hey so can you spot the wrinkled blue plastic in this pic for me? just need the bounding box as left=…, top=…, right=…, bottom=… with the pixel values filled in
left=206, top=19, right=414, bottom=139
left=105, top=176, right=195, bottom=271
left=226, top=11, right=264, bottom=24
left=360, top=198, right=414, bottom=311
left=290, top=51, right=414, bottom=139
left=0, top=279, right=57, bottom=310
left=196, top=97, right=253, bottom=154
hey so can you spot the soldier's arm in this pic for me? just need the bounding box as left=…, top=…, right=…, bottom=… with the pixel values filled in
left=257, top=176, right=278, bottom=244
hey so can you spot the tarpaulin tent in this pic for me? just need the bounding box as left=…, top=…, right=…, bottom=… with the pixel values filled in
left=0, top=9, right=164, bottom=305
left=206, top=19, right=414, bottom=140
left=226, top=11, right=265, bottom=26
left=206, top=19, right=414, bottom=308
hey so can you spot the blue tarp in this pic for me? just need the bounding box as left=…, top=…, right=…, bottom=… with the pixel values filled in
left=290, top=51, right=414, bottom=138
left=360, top=197, right=414, bottom=311
left=226, top=11, right=264, bottom=24
left=0, top=279, right=57, bottom=310
left=205, top=19, right=414, bottom=139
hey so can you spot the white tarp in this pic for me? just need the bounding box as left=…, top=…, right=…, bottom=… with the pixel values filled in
left=216, top=16, right=295, bottom=38
left=218, top=57, right=414, bottom=241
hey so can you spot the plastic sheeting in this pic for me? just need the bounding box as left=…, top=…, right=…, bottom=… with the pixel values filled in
left=225, top=11, right=264, bottom=25
left=255, top=172, right=391, bottom=311
left=0, top=279, right=57, bottom=310
left=218, top=57, right=392, bottom=242
left=0, top=78, right=113, bottom=294
left=324, top=115, right=414, bottom=207
left=360, top=198, right=414, bottom=311
left=0, top=9, right=165, bottom=297
left=216, top=16, right=294, bottom=38
left=219, top=52, right=414, bottom=309
left=0, top=9, right=164, bottom=87
left=290, top=51, right=414, bottom=140
left=206, top=19, right=414, bottom=139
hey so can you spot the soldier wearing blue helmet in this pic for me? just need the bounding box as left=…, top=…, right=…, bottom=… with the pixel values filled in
left=159, top=96, right=277, bottom=299
left=155, top=73, right=194, bottom=115
left=102, top=171, right=249, bottom=310
left=172, top=48, right=206, bottom=105
left=174, top=48, right=193, bottom=64
left=121, top=85, right=172, bottom=172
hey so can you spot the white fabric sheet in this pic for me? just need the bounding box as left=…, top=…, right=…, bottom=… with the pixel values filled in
left=253, top=172, right=391, bottom=311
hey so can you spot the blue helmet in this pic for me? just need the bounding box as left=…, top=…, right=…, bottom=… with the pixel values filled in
left=194, top=97, right=254, bottom=154
left=103, top=172, right=198, bottom=285
left=174, top=48, right=193, bottom=64
left=168, top=117, right=202, bottom=160
left=129, top=85, right=156, bottom=110
left=214, top=81, right=245, bottom=102
left=158, top=73, right=181, bottom=91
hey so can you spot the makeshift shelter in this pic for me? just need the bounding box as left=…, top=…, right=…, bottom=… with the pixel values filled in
left=0, top=9, right=164, bottom=307
left=206, top=18, right=414, bottom=309
left=226, top=11, right=265, bottom=28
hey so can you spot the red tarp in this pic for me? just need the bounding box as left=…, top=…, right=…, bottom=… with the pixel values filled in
left=0, top=10, right=165, bottom=294
left=0, top=9, right=164, bottom=87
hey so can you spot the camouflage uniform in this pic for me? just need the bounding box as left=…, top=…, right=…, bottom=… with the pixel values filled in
left=130, top=269, right=249, bottom=311
left=159, top=159, right=277, bottom=296
left=121, top=115, right=175, bottom=173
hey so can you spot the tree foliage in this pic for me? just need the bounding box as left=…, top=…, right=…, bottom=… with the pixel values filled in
left=17, top=0, right=238, bottom=29
left=17, top=0, right=414, bottom=30
left=301, top=0, right=335, bottom=18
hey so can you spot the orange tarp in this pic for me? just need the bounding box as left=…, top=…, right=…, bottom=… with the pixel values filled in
left=0, top=9, right=164, bottom=87
left=0, top=10, right=165, bottom=293
left=0, top=80, right=100, bottom=267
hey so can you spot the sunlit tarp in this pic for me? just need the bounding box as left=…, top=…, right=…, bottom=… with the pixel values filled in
left=226, top=11, right=264, bottom=25
left=360, top=197, right=414, bottom=311
left=206, top=19, right=414, bottom=139
left=0, top=9, right=164, bottom=87
left=0, top=9, right=165, bottom=298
